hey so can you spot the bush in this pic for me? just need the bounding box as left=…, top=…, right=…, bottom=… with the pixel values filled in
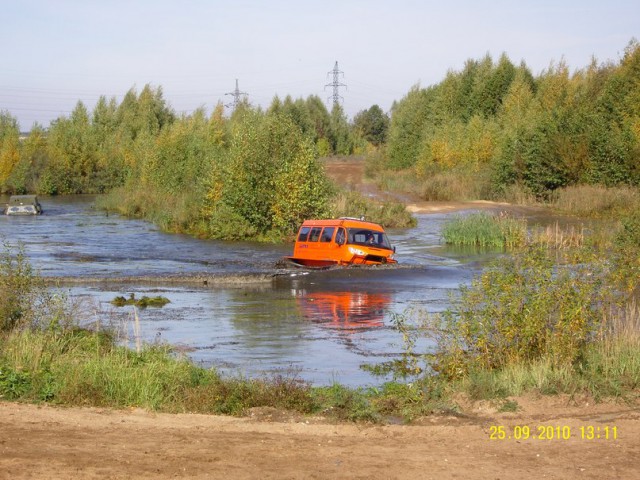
left=611, top=210, right=640, bottom=293
left=432, top=246, right=611, bottom=379
left=0, top=243, right=44, bottom=332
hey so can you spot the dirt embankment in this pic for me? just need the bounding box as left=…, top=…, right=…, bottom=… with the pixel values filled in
left=1, top=397, right=638, bottom=479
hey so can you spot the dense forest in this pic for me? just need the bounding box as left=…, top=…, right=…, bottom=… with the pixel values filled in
left=1, top=40, right=638, bottom=238
left=379, top=40, right=640, bottom=199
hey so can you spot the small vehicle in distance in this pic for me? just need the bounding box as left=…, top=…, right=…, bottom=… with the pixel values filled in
left=286, top=217, right=396, bottom=268
left=4, top=195, right=43, bottom=215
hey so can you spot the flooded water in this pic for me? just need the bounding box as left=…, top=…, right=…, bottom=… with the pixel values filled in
left=0, top=195, right=520, bottom=386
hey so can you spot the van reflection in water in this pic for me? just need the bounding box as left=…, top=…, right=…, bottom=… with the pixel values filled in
left=292, top=290, right=390, bottom=329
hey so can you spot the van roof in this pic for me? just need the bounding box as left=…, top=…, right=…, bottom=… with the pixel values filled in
left=300, top=218, right=386, bottom=231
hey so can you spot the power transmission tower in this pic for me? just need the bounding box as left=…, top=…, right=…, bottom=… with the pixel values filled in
left=325, top=61, right=347, bottom=108
left=225, top=79, right=248, bottom=110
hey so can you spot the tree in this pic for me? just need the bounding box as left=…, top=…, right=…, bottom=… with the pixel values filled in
left=115, top=85, right=175, bottom=143
left=352, top=105, right=389, bottom=146
left=472, top=53, right=516, bottom=118
left=305, top=95, right=332, bottom=143
left=205, top=113, right=332, bottom=239
left=0, top=111, right=20, bottom=187
left=387, top=85, right=434, bottom=169
left=207, top=102, right=227, bottom=147
left=6, top=123, right=48, bottom=194
left=329, top=104, right=352, bottom=155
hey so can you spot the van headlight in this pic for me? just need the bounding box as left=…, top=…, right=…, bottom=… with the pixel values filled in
left=348, top=247, right=366, bottom=256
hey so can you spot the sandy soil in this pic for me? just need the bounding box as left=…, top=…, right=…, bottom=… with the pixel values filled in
left=1, top=397, right=638, bottom=479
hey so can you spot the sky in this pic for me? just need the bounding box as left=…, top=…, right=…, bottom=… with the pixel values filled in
left=2, top=0, right=638, bottom=130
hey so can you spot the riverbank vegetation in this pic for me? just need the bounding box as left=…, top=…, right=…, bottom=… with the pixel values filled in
left=364, top=216, right=640, bottom=413
left=441, top=212, right=527, bottom=248
left=366, top=40, right=640, bottom=211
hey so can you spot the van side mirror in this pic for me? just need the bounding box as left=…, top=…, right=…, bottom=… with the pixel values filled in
left=393, top=246, right=396, bottom=253
left=336, top=236, right=345, bottom=246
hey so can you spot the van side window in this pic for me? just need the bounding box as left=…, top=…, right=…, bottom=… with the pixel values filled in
left=335, top=228, right=346, bottom=245
left=309, top=227, right=322, bottom=242
left=320, top=227, right=335, bottom=242
left=298, top=226, right=311, bottom=242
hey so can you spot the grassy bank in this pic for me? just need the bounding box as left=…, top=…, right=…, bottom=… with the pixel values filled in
left=2, top=304, right=637, bottom=422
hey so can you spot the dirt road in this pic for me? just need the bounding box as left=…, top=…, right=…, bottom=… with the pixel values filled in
left=1, top=398, right=638, bottom=479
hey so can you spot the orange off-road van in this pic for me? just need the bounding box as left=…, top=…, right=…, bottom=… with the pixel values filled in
left=286, top=217, right=396, bottom=268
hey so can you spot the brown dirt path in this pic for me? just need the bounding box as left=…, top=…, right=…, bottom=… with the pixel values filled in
left=1, top=398, right=638, bottom=479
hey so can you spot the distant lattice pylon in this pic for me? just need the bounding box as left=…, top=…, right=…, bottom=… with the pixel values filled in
left=325, top=61, right=347, bottom=107
left=225, top=79, right=248, bottom=110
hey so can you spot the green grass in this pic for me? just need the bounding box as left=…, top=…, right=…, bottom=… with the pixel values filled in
left=1, top=300, right=638, bottom=422
left=0, top=326, right=440, bottom=421
left=452, top=330, right=640, bottom=402
left=441, top=212, right=527, bottom=248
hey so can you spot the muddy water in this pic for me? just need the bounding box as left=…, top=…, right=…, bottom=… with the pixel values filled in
left=0, top=195, right=517, bottom=386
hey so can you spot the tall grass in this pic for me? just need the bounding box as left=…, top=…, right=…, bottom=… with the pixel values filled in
left=370, top=167, right=492, bottom=202
left=529, top=222, right=585, bottom=249
left=441, top=212, right=527, bottom=248
left=549, top=185, right=640, bottom=217
left=442, top=214, right=613, bottom=251
left=416, top=169, right=492, bottom=201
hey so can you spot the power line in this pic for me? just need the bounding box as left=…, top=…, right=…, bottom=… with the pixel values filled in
left=224, top=79, right=248, bottom=110
left=324, top=61, right=347, bottom=108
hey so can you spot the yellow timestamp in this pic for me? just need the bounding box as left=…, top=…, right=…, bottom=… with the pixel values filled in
left=489, top=425, right=618, bottom=441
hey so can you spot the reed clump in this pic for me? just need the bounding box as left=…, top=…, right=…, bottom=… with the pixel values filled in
left=441, top=212, right=527, bottom=248
left=530, top=222, right=585, bottom=249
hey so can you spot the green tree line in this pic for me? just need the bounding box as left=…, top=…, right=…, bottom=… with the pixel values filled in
left=5, top=41, right=636, bottom=233
left=384, top=40, right=640, bottom=197
left=0, top=85, right=393, bottom=239
left=1, top=87, right=387, bottom=196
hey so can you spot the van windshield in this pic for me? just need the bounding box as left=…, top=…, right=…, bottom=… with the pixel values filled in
left=347, top=229, right=392, bottom=250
